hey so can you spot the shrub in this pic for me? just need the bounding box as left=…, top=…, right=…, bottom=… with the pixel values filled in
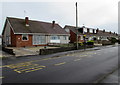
left=87, top=40, right=94, bottom=45
left=78, top=42, right=84, bottom=46
left=87, top=40, right=94, bottom=43
left=109, top=37, right=117, bottom=44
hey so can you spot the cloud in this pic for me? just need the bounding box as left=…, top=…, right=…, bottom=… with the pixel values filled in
left=0, top=0, right=119, bottom=34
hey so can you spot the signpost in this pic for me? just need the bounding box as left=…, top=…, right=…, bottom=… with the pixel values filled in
left=83, top=35, right=86, bottom=50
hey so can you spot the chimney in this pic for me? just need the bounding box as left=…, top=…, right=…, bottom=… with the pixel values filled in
left=93, top=29, right=95, bottom=34
left=52, top=21, right=55, bottom=28
left=96, top=28, right=99, bottom=33
left=109, top=31, right=111, bottom=34
left=87, top=28, right=89, bottom=33
left=103, top=29, right=105, bottom=33
left=25, top=17, right=29, bottom=26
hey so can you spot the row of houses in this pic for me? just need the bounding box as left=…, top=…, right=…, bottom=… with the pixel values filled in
left=2, top=17, right=118, bottom=47
left=64, top=25, right=118, bottom=43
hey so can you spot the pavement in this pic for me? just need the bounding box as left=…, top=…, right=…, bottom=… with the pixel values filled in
left=2, top=43, right=118, bottom=58
left=100, top=69, right=119, bottom=83
left=1, top=45, right=118, bottom=83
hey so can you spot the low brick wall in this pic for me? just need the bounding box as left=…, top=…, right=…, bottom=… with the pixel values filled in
left=102, top=41, right=112, bottom=46
left=2, top=47, right=15, bottom=55
left=39, top=47, right=76, bottom=55
left=39, top=45, right=94, bottom=55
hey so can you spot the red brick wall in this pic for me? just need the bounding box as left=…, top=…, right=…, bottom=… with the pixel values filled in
left=70, top=30, right=77, bottom=43
left=70, top=30, right=84, bottom=43
left=11, top=28, right=16, bottom=47
left=10, top=29, right=47, bottom=47
left=11, top=30, right=33, bottom=47
left=16, top=35, right=33, bottom=47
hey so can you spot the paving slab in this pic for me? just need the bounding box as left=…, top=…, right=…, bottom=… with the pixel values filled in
left=100, top=69, right=119, bottom=83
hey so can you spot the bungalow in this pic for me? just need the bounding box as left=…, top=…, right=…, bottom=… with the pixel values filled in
left=64, top=25, right=118, bottom=43
left=2, top=17, right=70, bottom=47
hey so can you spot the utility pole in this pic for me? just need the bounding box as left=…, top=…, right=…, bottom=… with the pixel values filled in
left=76, top=2, right=78, bottom=50
left=24, top=10, right=26, bottom=17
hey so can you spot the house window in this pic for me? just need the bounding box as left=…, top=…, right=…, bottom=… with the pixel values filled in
left=22, top=34, right=28, bottom=41
left=84, top=28, right=87, bottom=32
left=94, top=30, right=97, bottom=33
left=50, top=35, right=60, bottom=43
left=63, top=36, right=67, bottom=40
left=33, top=35, right=46, bottom=45
left=90, top=29, right=93, bottom=33
left=50, top=36, right=60, bottom=40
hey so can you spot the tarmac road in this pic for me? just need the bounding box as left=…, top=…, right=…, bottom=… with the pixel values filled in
left=1, top=45, right=119, bottom=83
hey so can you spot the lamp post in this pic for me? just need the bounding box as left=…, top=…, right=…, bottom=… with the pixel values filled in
left=76, top=2, right=78, bottom=50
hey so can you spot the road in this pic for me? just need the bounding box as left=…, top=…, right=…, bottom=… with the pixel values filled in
left=1, top=45, right=119, bottom=83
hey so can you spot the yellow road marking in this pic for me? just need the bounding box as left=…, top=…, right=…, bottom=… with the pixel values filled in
left=54, top=62, right=66, bottom=66
left=16, top=71, right=22, bottom=73
left=25, top=68, right=43, bottom=73
left=2, top=62, right=46, bottom=73
left=11, top=64, right=43, bottom=70
left=0, top=76, right=4, bottom=79
left=15, top=65, right=45, bottom=72
left=87, top=56, right=93, bottom=58
left=74, top=59, right=81, bottom=61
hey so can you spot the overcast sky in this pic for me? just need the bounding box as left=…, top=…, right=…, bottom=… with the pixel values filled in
left=0, top=0, right=119, bottom=34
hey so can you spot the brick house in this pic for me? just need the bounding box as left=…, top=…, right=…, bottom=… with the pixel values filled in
left=64, top=25, right=118, bottom=43
left=2, top=17, right=70, bottom=47
left=64, top=25, right=84, bottom=43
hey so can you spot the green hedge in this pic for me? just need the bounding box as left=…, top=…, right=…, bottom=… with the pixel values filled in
left=87, top=40, right=94, bottom=45
left=109, top=37, right=117, bottom=44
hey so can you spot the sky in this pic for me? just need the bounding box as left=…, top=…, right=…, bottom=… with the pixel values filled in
left=0, top=0, right=119, bottom=34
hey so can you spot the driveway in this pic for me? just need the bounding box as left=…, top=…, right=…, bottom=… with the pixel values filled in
left=6, top=46, right=59, bottom=56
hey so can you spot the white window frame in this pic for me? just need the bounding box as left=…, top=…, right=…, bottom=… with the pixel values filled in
left=94, top=29, right=97, bottom=33
left=84, top=28, right=87, bottom=32
left=33, top=35, right=46, bottom=45
left=22, top=34, right=29, bottom=41
left=63, top=36, right=67, bottom=40
left=50, top=36, right=60, bottom=40
left=89, top=29, right=93, bottom=33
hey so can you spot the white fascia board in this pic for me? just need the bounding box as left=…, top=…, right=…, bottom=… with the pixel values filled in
left=7, top=18, right=15, bottom=34
left=14, top=33, right=70, bottom=36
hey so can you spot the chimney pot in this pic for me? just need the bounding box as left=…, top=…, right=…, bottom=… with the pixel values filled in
left=103, top=29, right=105, bottom=32
left=96, top=28, right=99, bottom=33
left=25, top=17, right=29, bottom=26
left=93, top=29, right=95, bottom=34
left=52, top=21, right=55, bottom=28
left=87, top=28, right=89, bottom=33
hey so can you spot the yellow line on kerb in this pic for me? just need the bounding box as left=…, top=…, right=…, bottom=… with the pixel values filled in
left=54, top=62, right=66, bottom=66
left=0, top=76, right=4, bottom=79
left=74, top=58, right=81, bottom=61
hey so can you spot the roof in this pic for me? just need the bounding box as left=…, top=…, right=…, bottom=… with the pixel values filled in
left=64, top=25, right=83, bottom=35
left=5, top=17, right=69, bottom=35
left=64, top=25, right=117, bottom=37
